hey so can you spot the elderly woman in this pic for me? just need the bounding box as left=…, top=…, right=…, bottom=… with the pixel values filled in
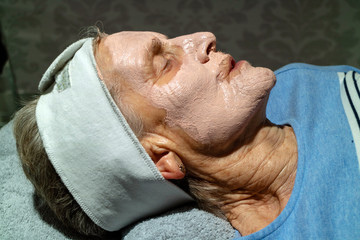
left=13, top=30, right=360, bottom=239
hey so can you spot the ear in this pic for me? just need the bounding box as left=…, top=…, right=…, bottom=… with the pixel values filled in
left=141, top=136, right=186, bottom=180
left=155, top=151, right=185, bottom=180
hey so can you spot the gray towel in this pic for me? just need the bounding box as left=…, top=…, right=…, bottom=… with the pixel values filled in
left=0, top=121, right=235, bottom=240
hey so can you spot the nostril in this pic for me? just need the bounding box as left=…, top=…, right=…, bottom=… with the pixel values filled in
left=206, top=41, right=216, bottom=55
left=197, top=37, right=216, bottom=63
left=231, top=58, right=235, bottom=69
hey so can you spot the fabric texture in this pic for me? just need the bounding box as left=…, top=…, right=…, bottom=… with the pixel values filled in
left=0, top=121, right=235, bottom=240
left=0, top=122, right=89, bottom=240
left=234, top=63, right=360, bottom=239
left=338, top=71, right=360, bottom=159
left=36, top=38, right=192, bottom=231
left=122, top=206, right=235, bottom=240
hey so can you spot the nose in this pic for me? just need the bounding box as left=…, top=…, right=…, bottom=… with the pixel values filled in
left=171, top=32, right=216, bottom=63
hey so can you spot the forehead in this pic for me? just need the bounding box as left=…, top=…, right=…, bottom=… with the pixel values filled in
left=110, top=31, right=168, bottom=39
left=98, top=31, right=168, bottom=67
left=103, top=31, right=168, bottom=50
left=95, top=31, right=170, bottom=89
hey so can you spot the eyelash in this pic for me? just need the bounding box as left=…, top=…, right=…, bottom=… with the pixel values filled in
left=163, top=57, right=172, bottom=70
left=150, top=39, right=177, bottom=74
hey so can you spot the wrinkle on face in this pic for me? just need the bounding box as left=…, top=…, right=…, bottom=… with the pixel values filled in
left=95, top=31, right=276, bottom=150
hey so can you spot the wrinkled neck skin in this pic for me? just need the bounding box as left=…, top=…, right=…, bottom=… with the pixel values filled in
left=185, top=119, right=298, bottom=236
left=150, top=56, right=298, bottom=236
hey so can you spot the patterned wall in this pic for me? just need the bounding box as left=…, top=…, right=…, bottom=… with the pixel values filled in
left=1, top=0, right=360, bottom=126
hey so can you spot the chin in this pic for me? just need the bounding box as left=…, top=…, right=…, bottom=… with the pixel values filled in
left=258, top=67, right=276, bottom=88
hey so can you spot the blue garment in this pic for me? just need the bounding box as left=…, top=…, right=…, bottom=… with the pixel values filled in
left=234, top=63, right=360, bottom=240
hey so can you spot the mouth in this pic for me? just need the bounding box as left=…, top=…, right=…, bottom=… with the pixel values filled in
left=227, top=58, right=247, bottom=81
left=216, top=54, right=248, bottom=82
left=230, top=58, right=236, bottom=70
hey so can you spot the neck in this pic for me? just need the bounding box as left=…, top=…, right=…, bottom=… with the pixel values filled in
left=189, top=120, right=298, bottom=236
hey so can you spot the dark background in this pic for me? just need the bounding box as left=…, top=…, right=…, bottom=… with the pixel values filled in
left=1, top=0, right=360, bottom=127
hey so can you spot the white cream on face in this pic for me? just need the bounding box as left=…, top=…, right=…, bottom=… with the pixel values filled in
left=100, top=31, right=276, bottom=145
left=149, top=57, right=276, bottom=145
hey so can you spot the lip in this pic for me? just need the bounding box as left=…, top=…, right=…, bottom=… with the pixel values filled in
left=233, top=60, right=246, bottom=71
left=216, top=54, right=248, bottom=82
left=228, top=60, right=247, bottom=81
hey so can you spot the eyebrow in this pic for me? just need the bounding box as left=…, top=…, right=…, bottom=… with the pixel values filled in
left=149, top=37, right=163, bottom=54
left=145, top=35, right=179, bottom=65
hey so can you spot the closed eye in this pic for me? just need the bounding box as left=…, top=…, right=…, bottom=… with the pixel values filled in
left=153, top=55, right=171, bottom=75
left=162, top=57, right=174, bottom=71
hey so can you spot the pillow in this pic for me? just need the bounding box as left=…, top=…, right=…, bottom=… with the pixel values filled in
left=0, top=121, right=235, bottom=239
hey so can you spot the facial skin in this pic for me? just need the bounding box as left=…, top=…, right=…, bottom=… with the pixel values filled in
left=96, top=31, right=276, bottom=149
left=95, top=31, right=297, bottom=236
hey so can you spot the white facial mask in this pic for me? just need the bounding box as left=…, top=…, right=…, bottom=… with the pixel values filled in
left=101, top=32, right=276, bottom=145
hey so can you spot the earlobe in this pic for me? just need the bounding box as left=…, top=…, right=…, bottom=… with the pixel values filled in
left=155, top=152, right=186, bottom=180
left=141, top=135, right=186, bottom=180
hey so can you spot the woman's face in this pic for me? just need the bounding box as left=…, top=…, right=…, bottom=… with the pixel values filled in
left=96, top=31, right=276, bottom=147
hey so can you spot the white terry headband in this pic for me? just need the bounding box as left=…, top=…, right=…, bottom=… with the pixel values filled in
left=36, top=38, right=192, bottom=231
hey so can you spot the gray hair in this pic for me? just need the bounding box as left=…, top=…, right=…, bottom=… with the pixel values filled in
left=13, top=84, right=145, bottom=237
left=13, top=98, right=106, bottom=237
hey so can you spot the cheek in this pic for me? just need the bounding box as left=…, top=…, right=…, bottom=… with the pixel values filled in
left=156, top=65, right=181, bottom=85
left=148, top=68, right=221, bottom=143
left=150, top=64, right=216, bottom=111
left=150, top=80, right=194, bottom=111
